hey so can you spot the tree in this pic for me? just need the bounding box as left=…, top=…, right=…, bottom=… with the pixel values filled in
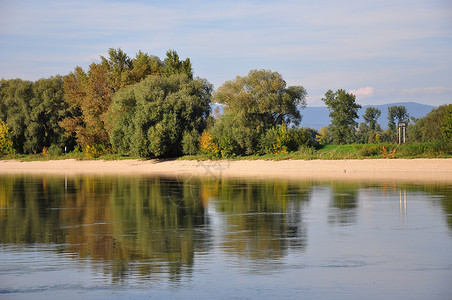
left=388, top=105, right=409, bottom=131
left=131, top=50, right=163, bottom=82
left=363, top=107, right=381, bottom=131
left=322, top=89, right=361, bottom=144
left=25, top=76, right=72, bottom=153
left=61, top=48, right=194, bottom=149
left=212, top=69, right=307, bottom=155
left=408, top=104, right=452, bottom=142
left=0, top=79, right=32, bottom=153
left=442, top=105, right=452, bottom=141
left=0, top=120, right=15, bottom=155
left=100, top=48, right=133, bottom=92
left=163, top=50, right=193, bottom=79
left=60, top=63, right=111, bottom=148
left=108, top=74, right=212, bottom=158
left=316, top=126, right=332, bottom=145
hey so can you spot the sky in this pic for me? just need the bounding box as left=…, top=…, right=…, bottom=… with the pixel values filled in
left=0, top=0, right=451, bottom=107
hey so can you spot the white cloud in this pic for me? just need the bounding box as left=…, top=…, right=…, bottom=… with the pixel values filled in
left=349, top=87, right=375, bottom=97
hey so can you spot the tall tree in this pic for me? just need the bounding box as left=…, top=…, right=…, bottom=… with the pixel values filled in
left=363, top=107, right=381, bottom=131
left=213, top=69, right=307, bottom=155
left=322, top=89, right=361, bottom=144
left=25, top=76, right=72, bottom=153
left=108, top=74, right=212, bottom=158
left=408, top=104, right=451, bottom=142
left=163, top=50, right=193, bottom=79
left=387, top=105, right=409, bottom=131
left=0, top=79, right=32, bottom=152
left=101, top=48, right=133, bottom=92
left=130, top=50, right=163, bottom=82
left=60, top=63, right=111, bottom=148
left=442, top=105, right=452, bottom=141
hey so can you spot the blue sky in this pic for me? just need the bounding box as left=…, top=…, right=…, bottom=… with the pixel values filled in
left=1, top=0, right=451, bottom=106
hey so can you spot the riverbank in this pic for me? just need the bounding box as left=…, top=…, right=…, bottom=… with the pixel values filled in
left=1, top=158, right=452, bottom=182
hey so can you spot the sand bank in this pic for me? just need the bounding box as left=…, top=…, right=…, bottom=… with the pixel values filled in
left=1, top=158, right=452, bottom=182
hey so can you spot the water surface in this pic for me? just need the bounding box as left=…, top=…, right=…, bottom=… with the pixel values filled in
left=0, top=175, right=451, bottom=299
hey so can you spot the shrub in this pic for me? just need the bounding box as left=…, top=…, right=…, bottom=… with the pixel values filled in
left=358, top=144, right=381, bottom=157
left=84, top=144, right=111, bottom=159
left=0, top=120, right=15, bottom=155
left=47, top=144, right=63, bottom=156
left=199, top=131, right=219, bottom=158
left=182, top=130, right=200, bottom=156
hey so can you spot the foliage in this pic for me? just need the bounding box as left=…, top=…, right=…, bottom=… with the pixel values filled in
left=60, top=63, right=111, bottom=148
left=182, top=130, right=201, bottom=156
left=363, top=107, right=382, bottom=131
left=0, top=77, right=73, bottom=154
left=259, top=124, right=313, bottom=155
left=259, top=123, right=290, bottom=155
left=108, top=74, right=212, bottom=158
left=163, top=50, right=193, bottom=79
left=357, top=144, right=381, bottom=157
left=0, top=120, right=15, bottom=155
left=408, top=104, right=451, bottom=142
left=316, top=126, right=332, bottom=145
left=388, top=105, right=409, bottom=131
left=47, top=144, right=63, bottom=156
left=380, top=146, right=397, bottom=159
left=322, top=89, right=361, bottom=144
left=199, top=131, right=220, bottom=158
left=0, top=79, right=32, bottom=153
left=442, top=105, right=452, bottom=140
left=213, top=69, right=307, bottom=155
left=83, top=144, right=111, bottom=159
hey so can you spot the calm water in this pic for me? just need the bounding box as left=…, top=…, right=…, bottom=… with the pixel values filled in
left=0, top=174, right=451, bottom=299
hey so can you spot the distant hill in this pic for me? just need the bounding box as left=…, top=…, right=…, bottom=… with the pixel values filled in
left=301, top=102, right=437, bottom=130
left=211, top=102, right=437, bottom=131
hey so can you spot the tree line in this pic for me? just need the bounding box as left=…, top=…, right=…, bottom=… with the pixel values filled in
left=1, top=47, right=451, bottom=157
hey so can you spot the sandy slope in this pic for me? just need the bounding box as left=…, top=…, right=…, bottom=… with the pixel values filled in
left=1, top=158, right=451, bottom=182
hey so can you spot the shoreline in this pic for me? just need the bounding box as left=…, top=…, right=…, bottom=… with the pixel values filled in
left=1, top=158, right=452, bottom=182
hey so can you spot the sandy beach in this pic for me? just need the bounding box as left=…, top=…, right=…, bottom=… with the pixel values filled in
left=1, top=158, right=452, bottom=182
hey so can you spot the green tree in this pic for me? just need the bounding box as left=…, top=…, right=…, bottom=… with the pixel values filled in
left=108, top=74, right=212, bottom=158
left=25, top=76, right=72, bottom=153
left=316, top=126, right=332, bottom=145
left=0, top=79, right=32, bottom=153
left=363, top=107, right=381, bottom=131
left=322, top=89, right=361, bottom=144
left=101, top=48, right=133, bottom=92
left=442, top=105, right=452, bottom=141
left=409, top=104, right=452, bottom=142
left=388, top=105, right=409, bottom=131
left=212, top=69, right=307, bottom=155
left=163, top=50, right=193, bottom=79
left=357, top=107, right=382, bottom=144
left=130, top=50, right=163, bottom=82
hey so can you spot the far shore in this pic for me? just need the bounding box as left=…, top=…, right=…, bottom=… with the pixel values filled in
left=1, top=158, right=452, bottom=182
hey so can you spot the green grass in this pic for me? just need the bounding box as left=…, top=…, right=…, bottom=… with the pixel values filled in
left=2, top=141, right=452, bottom=162
left=181, top=142, right=452, bottom=161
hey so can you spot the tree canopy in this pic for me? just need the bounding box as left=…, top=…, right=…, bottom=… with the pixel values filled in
left=109, top=74, right=212, bottom=158
left=322, top=89, right=361, bottom=144
left=212, top=69, right=307, bottom=155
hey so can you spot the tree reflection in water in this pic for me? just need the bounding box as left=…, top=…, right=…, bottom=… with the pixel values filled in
left=1, top=174, right=451, bottom=282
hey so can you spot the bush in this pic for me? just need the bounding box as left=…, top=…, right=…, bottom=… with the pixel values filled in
left=259, top=125, right=314, bottom=155
left=182, top=130, right=200, bottom=156
left=358, top=144, right=381, bottom=157
left=0, top=120, right=15, bottom=155
left=83, top=144, right=111, bottom=158
left=199, top=131, right=220, bottom=158
left=47, top=144, right=63, bottom=156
